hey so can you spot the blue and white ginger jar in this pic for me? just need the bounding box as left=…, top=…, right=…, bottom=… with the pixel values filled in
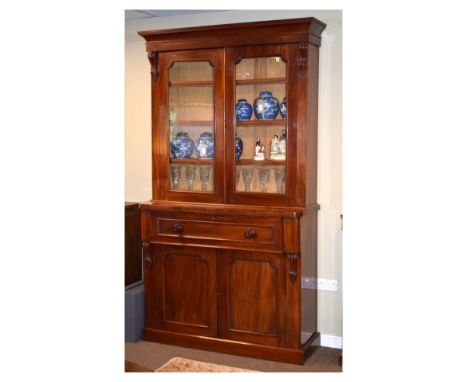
left=195, top=131, right=215, bottom=159
left=235, top=99, right=253, bottom=121
left=280, top=97, right=287, bottom=119
left=235, top=136, right=243, bottom=160
left=253, top=91, right=279, bottom=120
left=170, top=132, right=194, bottom=158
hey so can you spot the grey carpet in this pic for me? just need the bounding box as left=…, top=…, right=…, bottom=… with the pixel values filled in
left=125, top=340, right=342, bottom=372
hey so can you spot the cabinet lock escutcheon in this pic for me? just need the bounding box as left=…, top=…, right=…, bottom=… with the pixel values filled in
left=244, top=229, right=256, bottom=239
left=172, top=223, right=183, bottom=233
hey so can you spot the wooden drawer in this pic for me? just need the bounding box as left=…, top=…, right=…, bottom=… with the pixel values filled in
left=142, top=211, right=283, bottom=251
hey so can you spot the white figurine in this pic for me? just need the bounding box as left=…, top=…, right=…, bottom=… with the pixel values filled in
left=270, top=132, right=286, bottom=160
left=198, top=142, right=208, bottom=158
left=253, top=137, right=265, bottom=160
left=270, top=134, right=279, bottom=158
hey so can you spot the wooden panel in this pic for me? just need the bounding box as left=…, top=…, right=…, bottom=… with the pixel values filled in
left=158, top=218, right=276, bottom=244
left=142, top=242, right=157, bottom=329
left=305, top=44, right=320, bottom=205
left=125, top=203, right=142, bottom=286
left=229, top=259, right=277, bottom=334
left=219, top=250, right=286, bottom=347
left=300, top=210, right=318, bottom=335
left=163, top=252, right=209, bottom=325
left=144, top=210, right=283, bottom=252
left=146, top=244, right=218, bottom=337
left=283, top=216, right=302, bottom=348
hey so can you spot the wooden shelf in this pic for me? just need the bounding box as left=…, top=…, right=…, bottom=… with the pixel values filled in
left=236, top=77, right=286, bottom=85
left=169, top=80, right=213, bottom=87
left=236, top=159, right=286, bottom=166
left=170, top=158, right=214, bottom=165
left=171, top=120, right=214, bottom=127
left=237, top=120, right=285, bottom=126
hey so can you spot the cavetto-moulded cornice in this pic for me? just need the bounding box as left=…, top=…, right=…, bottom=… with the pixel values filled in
left=138, top=17, right=327, bottom=52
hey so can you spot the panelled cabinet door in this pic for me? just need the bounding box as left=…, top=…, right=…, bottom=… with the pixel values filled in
left=219, top=250, right=287, bottom=347
left=144, top=243, right=218, bottom=337
left=225, top=44, right=308, bottom=207
left=156, top=49, right=225, bottom=203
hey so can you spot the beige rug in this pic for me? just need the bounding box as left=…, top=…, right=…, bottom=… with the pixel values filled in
left=155, top=357, right=258, bottom=372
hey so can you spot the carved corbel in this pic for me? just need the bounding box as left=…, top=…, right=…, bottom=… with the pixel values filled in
left=287, top=253, right=299, bottom=284
left=142, top=241, right=154, bottom=269
left=147, top=52, right=159, bottom=81
left=297, top=44, right=308, bottom=79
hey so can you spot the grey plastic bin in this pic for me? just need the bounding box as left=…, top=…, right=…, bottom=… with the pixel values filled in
left=125, top=281, right=145, bottom=342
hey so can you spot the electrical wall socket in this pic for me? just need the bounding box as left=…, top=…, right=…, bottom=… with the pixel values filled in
left=301, top=277, right=317, bottom=289
left=317, top=278, right=339, bottom=292
left=301, top=277, right=338, bottom=291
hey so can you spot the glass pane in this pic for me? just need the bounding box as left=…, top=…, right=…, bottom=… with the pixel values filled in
left=234, top=57, right=287, bottom=194
left=169, top=61, right=214, bottom=82
left=168, top=61, right=214, bottom=193
left=236, top=57, right=286, bottom=80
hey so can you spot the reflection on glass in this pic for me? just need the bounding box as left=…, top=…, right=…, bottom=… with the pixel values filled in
left=236, top=57, right=286, bottom=80
left=169, top=62, right=213, bottom=81
left=241, top=167, right=254, bottom=192
left=168, top=61, right=215, bottom=193
left=273, top=167, right=285, bottom=194
left=258, top=167, right=271, bottom=193
left=184, top=165, right=196, bottom=191
left=234, top=56, right=287, bottom=196
left=236, top=167, right=241, bottom=189
left=199, top=166, right=212, bottom=192
left=170, top=165, right=182, bottom=190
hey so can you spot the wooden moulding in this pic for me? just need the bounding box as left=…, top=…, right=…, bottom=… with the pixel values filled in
left=236, top=119, right=285, bottom=126
left=169, top=158, right=214, bottom=165
left=236, top=77, right=286, bottom=85
left=138, top=17, right=327, bottom=52
left=139, top=200, right=320, bottom=218
left=143, top=328, right=320, bottom=365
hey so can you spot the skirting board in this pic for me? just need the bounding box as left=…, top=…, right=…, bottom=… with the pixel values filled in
left=302, top=332, right=342, bottom=349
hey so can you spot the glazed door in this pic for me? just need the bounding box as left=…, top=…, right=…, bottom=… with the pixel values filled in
left=225, top=44, right=308, bottom=207
left=144, top=243, right=218, bottom=337
left=155, top=49, right=225, bottom=203
left=219, top=249, right=287, bottom=347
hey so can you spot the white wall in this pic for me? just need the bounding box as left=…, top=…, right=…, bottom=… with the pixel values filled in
left=125, top=10, right=342, bottom=340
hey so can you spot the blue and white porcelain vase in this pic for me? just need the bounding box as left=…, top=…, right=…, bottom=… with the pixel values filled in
left=280, top=96, right=287, bottom=119
left=235, top=135, right=243, bottom=160
left=194, top=131, right=215, bottom=159
left=235, top=99, right=253, bottom=121
left=253, top=91, right=279, bottom=120
left=170, top=132, right=194, bottom=158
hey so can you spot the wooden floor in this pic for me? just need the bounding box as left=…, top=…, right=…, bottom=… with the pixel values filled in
left=125, top=340, right=342, bottom=372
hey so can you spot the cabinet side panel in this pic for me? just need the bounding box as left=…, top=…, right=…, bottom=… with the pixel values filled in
left=306, top=45, right=319, bottom=205
left=156, top=54, right=169, bottom=199
left=301, top=211, right=317, bottom=335
left=151, top=54, right=162, bottom=200
left=125, top=204, right=142, bottom=286
left=283, top=217, right=301, bottom=348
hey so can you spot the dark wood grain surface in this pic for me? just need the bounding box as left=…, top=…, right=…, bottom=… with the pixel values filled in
left=125, top=203, right=142, bottom=286
left=138, top=17, right=326, bottom=364
left=139, top=17, right=326, bottom=51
